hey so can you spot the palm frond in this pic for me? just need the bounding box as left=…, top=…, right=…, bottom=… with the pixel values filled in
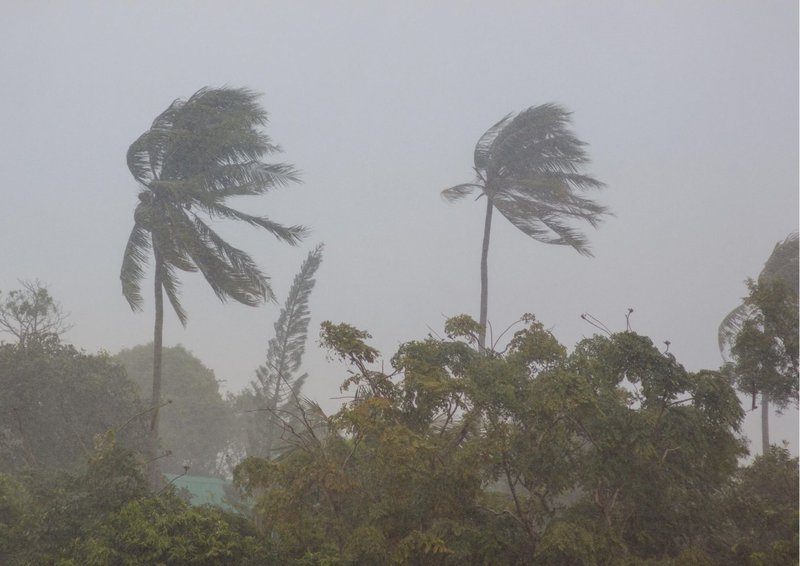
left=190, top=214, right=273, bottom=302
left=160, top=263, right=188, bottom=326
left=474, top=113, right=513, bottom=170
left=208, top=204, right=307, bottom=245
left=759, top=232, right=799, bottom=291
left=718, top=303, right=754, bottom=360
left=441, top=183, right=482, bottom=202
left=120, top=221, right=152, bottom=311
left=126, top=99, right=183, bottom=183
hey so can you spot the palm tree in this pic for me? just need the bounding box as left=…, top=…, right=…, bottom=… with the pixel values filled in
left=120, top=87, right=305, bottom=486
left=442, top=104, right=609, bottom=350
left=719, top=232, right=799, bottom=454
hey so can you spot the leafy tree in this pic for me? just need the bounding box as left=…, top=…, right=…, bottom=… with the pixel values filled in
left=236, top=315, right=745, bottom=564
left=722, top=446, right=799, bottom=565
left=66, top=494, right=273, bottom=566
left=0, top=434, right=272, bottom=566
left=119, top=86, right=305, bottom=486
left=0, top=340, right=147, bottom=474
left=114, top=344, right=234, bottom=477
left=238, top=244, right=324, bottom=460
left=0, top=280, right=70, bottom=348
left=719, top=233, right=798, bottom=453
left=441, top=105, right=609, bottom=349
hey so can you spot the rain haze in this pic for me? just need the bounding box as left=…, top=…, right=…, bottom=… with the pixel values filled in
left=1, top=0, right=797, bottom=458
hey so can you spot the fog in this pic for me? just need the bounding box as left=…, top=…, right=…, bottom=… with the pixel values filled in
left=1, top=0, right=797, bottom=455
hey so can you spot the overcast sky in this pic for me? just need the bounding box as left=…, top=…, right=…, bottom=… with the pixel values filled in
left=2, top=1, right=797, bottom=454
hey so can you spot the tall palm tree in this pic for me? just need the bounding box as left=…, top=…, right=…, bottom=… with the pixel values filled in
left=442, top=104, right=609, bottom=350
left=120, top=87, right=305, bottom=486
left=718, top=232, right=799, bottom=454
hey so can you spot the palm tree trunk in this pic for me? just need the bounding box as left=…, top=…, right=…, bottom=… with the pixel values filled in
left=147, top=255, right=165, bottom=489
left=479, top=198, right=494, bottom=351
left=761, top=392, right=770, bottom=455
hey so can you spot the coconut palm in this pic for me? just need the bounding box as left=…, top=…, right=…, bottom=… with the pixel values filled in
left=442, top=104, right=609, bottom=349
left=718, top=232, right=799, bottom=454
left=120, top=87, right=305, bottom=486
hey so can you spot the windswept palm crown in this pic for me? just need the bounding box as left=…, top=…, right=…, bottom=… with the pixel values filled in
left=718, top=232, right=799, bottom=357
left=442, top=103, right=608, bottom=350
left=121, top=87, right=305, bottom=324
left=442, top=103, right=609, bottom=254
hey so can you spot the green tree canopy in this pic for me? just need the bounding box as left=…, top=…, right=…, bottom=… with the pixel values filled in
left=0, top=340, right=146, bottom=474
left=114, top=344, right=234, bottom=477
left=235, top=315, right=746, bottom=564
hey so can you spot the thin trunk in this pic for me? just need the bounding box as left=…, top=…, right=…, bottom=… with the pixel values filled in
left=761, top=392, right=770, bottom=455
left=147, top=254, right=165, bottom=489
left=479, top=198, right=493, bottom=351
left=264, top=374, right=282, bottom=458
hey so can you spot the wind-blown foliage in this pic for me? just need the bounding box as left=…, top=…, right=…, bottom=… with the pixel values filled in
left=442, top=104, right=609, bottom=348
left=235, top=315, right=748, bottom=564
left=0, top=281, right=70, bottom=348
left=718, top=233, right=799, bottom=453
left=718, top=233, right=798, bottom=356
left=246, top=245, right=324, bottom=459
left=119, top=87, right=304, bottom=485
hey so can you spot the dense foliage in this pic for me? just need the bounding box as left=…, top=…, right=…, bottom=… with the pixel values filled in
left=0, top=340, right=146, bottom=474
left=114, top=344, right=234, bottom=476
left=0, top=314, right=796, bottom=565
left=229, top=316, right=794, bottom=565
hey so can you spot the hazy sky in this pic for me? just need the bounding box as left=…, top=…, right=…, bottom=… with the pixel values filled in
left=2, top=1, right=797, bottom=454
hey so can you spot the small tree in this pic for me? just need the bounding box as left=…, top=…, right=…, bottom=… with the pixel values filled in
left=242, top=244, right=323, bottom=459
left=0, top=281, right=70, bottom=348
left=719, top=233, right=798, bottom=453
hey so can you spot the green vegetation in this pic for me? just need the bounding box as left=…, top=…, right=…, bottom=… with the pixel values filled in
left=0, top=91, right=794, bottom=564
left=113, top=344, right=234, bottom=477
left=234, top=244, right=324, bottom=460
left=719, top=233, right=799, bottom=453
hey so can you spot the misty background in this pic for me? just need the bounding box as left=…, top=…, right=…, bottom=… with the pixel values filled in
left=1, top=1, right=797, bottom=453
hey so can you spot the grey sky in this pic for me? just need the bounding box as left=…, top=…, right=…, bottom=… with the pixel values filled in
left=1, top=1, right=797, bottom=454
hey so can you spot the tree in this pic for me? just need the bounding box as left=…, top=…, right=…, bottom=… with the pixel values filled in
left=719, top=233, right=799, bottom=453
left=0, top=339, right=147, bottom=474
left=441, top=104, right=609, bottom=349
left=236, top=315, right=745, bottom=564
left=0, top=280, right=70, bottom=348
left=114, top=344, right=235, bottom=477
left=120, top=87, right=305, bottom=486
left=240, top=244, right=324, bottom=459
left=0, top=435, right=273, bottom=565
left=724, top=446, right=799, bottom=565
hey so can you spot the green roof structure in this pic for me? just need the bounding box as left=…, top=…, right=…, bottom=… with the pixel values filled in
left=164, top=474, right=233, bottom=509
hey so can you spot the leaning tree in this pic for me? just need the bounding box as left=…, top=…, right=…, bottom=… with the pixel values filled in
left=120, top=87, right=305, bottom=486
left=442, top=104, right=609, bottom=350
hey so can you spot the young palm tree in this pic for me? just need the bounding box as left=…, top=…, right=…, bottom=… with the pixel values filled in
left=718, top=232, right=799, bottom=453
left=120, top=87, right=305, bottom=486
left=442, top=104, right=609, bottom=350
